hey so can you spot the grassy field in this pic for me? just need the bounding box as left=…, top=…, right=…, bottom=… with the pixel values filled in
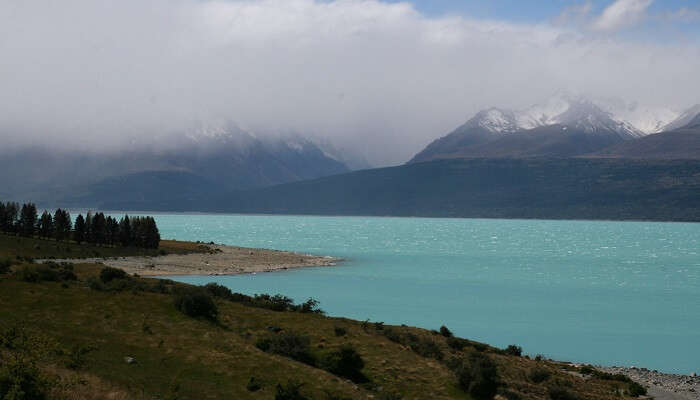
left=0, top=232, right=212, bottom=261
left=0, top=239, right=647, bottom=399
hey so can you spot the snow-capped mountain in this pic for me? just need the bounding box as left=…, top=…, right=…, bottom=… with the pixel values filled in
left=455, top=93, right=644, bottom=138
left=597, top=99, right=680, bottom=135
left=408, top=93, right=677, bottom=163
left=662, top=104, right=700, bottom=131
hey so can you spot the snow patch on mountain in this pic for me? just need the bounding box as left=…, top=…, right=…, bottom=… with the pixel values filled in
left=663, top=104, right=700, bottom=131
left=466, top=93, right=644, bottom=138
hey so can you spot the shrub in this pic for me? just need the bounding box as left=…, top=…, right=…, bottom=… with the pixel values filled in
left=627, top=382, right=647, bottom=397
left=472, top=343, right=488, bottom=352
left=409, top=337, right=443, bottom=360
left=275, top=380, right=308, bottom=400
left=374, top=322, right=384, bottom=331
left=528, top=367, right=551, bottom=383
left=320, top=345, right=367, bottom=383
left=382, top=328, right=402, bottom=343
left=447, top=337, right=469, bottom=351
left=439, top=325, right=453, bottom=337
left=453, top=352, right=499, bottom=400
left=334, top=326, right=347, bottom=337
left=65, top=344, right=94, bottom=370
left=504, top=345, right=522, bottom=357
left=0, top=258, right=14, bottom=274
left=173, top=287, right=218, bottom=320
left=256, top=332, right=316, bottom=366
left=0, top=357, right=48, bottom=400
left=548, top=387, right=578, bottom=400
left=298, top=298, right=323, bottom=314
left=246, top=377, right=262, bottom=392
left=86, top=277, right=105, bottom=291
left=579, top=365, right=594, bottom=375
left=99, top=267, right=127, bottom=283
left=18, top=267, right=40, bottom=283
left=204, top=282, right=233, bottom=299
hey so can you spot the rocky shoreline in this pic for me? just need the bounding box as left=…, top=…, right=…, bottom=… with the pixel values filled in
left=600, top=366, right=699, bottom=400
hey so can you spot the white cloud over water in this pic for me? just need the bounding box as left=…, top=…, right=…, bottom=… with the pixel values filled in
left=1, top=0, right=699, bottom=164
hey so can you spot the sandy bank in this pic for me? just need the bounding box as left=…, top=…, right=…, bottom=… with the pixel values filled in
left=40, top=244, right=340, bottom=276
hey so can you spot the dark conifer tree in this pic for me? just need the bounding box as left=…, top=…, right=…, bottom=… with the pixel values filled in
left=74, top=214, right=86, bottom=244
left=4, top=202, right=19, bottom=233
left=18, top=203, right=38, bottom=236
left=38, top=210, right=53, bottom=238
left=0, top=202, right=6, bottom=232
left=92, top=212, right=107, bottom=245
left=53, top=209, right=72, bottom=241
left=106, top=216, right=119, bottom=246
left=119, top=215, right=132, bottom=247
left=85, top=212, right=94, bottom=243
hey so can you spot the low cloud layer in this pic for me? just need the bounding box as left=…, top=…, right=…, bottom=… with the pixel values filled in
left=1, top=0, right=699, bottom=165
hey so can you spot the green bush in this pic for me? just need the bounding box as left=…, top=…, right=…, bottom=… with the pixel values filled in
left=504, top=345, right=522, bottom=356
left=453, top=352, right=499, bottom=400
left=409, top=336, right=443, bottom=360
left=627, top=382, right=647, bottom=397
left=0, top=357, right=48, bottom=400
left=447, top=337, right=469, bottom=351
left=0, top=258, right=14, bottom=274
left=334, top=326, right=347, bottom=337
left=320, top=345, right=368, bottom=383
left=18, top=267, right=40, bottom=283
left=439, top=325, right=453, bottom=337
left=528, top=367, right=551, bottom=383
left=246, top=377, right=262, bottom=392
left=173, top=287, right=218, bottom=321
left=256, top=332, right=316, bottom=366
left=275, top=380, right=308, bottom=400
left=99, top=267, right=127, bottom=283
left=548, top=387, right=578, bottom=400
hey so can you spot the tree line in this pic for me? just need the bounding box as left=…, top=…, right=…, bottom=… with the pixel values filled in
left=0, top=201, right=160, bottom=249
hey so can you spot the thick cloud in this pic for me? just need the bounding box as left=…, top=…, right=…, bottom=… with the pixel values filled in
left=1, top=0, right=699, bottom=165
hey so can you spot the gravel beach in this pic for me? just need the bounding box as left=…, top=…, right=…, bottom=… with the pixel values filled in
left=40, top=244, right=340, bottom=276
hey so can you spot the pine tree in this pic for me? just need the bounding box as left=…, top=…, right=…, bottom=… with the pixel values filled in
left=119, top=215, right=132, bottom=247
left=0, top=202, right=6, bottom=232
left=106, top=216, right=120, bottom=246
left=145, top=217, right=161, bottom=249
left=38, top=210, right=53, bottom=238
left=85, top=212, right=94, bottom=243
left=92, top=212, right=107, bottom=245
left=18, top=203, right=38, bottom=237
left=53, top=209, right=72, bottom=241
left=4, top=202, right=19, bottom=233
left=74, top=214, right=86, bottom=244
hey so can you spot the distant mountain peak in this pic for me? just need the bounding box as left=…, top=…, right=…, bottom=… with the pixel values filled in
left=465, top=108, right=520, bottom=133
left=463, top=94, right=643, bottom=138
left=663, top=104, right=700, bottom=131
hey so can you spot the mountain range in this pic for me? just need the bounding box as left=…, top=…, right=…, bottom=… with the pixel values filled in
left=4, top=93, right=699, bottom=221
left=0, top=125, right=355, bottom=203
left=410, top=93, right=699, bottom=163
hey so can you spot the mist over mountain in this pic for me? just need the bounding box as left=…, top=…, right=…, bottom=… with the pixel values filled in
left=0, top=125, right=352, bottom=203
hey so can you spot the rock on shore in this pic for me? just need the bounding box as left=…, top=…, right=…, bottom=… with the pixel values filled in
left=601, top=366, right=699, bottom=400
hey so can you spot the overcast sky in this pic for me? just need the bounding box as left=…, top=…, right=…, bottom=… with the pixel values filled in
left=1, top=0, right=699, bottom=165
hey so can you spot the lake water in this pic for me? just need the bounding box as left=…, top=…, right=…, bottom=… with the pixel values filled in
left=146, top=214, right=699, bottom=374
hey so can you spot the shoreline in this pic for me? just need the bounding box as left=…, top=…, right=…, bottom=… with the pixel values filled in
left=598, top=366, right=699, bottom=400
left=38, top=243, right=341, bottom=276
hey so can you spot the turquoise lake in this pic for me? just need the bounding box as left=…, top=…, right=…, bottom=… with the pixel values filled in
left=145, top=214, right=699, bottom=374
